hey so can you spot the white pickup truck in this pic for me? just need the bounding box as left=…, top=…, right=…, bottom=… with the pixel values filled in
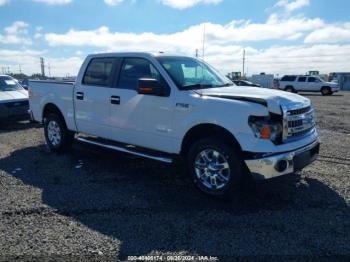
left=29, top=53, right=320, bottom=197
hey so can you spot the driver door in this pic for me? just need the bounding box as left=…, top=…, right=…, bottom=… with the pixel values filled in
left=108, top=57, right=175, bottom=153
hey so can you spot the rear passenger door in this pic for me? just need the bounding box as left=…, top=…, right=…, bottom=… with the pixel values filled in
left=74, top=57, right=117, bottom=137
left=306, top=77, right=320, bottom=91
left=297, top=76, right=307, bottom=91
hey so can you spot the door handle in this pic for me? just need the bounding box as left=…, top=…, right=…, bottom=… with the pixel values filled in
left=76, top=92, right=84, bottom=100
left=111, top=96, right=120, bottom=105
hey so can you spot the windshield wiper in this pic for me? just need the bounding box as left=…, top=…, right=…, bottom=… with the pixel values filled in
left=214, top=83, right=234, bottom=87
left=181, top=84, right=214, bottom=90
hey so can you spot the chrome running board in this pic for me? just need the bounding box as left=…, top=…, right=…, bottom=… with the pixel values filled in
left=77, top=137, right=173, bottom=164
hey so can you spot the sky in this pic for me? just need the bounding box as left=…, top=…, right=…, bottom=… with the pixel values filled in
left=0, top=0, right=349, bottom=77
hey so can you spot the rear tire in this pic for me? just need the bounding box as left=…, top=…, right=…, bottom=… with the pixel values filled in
left=285, top=86, right=296, bottom=93
left=44, top=113, right=74, bottom=152
left=187, top=138, right=246, bottom=197
left=321, top=86, right=333, bottom=96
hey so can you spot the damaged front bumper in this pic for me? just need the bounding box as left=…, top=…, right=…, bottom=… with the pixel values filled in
left=244, top=139, right=320, bottom=180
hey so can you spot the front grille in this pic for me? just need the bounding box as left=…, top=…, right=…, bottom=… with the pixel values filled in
left=3, top=100, right=29, bottom=108
left=288, top=119, right=303, bottom=128
left=288, top=106, right=311, bottom=116
left=283, top=105, right=316, bottom=141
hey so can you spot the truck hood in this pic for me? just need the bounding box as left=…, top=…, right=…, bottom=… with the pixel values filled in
left=0, top=89, right=28, bottom=103
left=197, top=86, right=310, bottom=114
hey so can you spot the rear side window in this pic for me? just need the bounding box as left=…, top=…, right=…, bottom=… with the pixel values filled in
left=118, top=58, right=162, bottom=90
left=298, top=77, right=307, bottom=82
left=281, top=76, right=297, bottom=82
left=83, top=58, right=114, bottom=86
left=308, top=77, right=316, bottom=82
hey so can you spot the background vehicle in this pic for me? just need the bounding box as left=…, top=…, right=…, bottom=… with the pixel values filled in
left=29, top=53, right=320, bottom=197
left=233, top=80, right=261, bottom=87
left=21, top=79, right=29, bottom=90
left=249, top=74, right=274, bottom=89
left=0, top=75, right=29, bottom=121
left=280, top=75, right=340, bottom=95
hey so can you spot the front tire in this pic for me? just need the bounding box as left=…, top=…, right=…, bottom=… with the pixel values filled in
left=44, top=113, right=74, bottom=152
left=187, top=138, right=245, bottom=197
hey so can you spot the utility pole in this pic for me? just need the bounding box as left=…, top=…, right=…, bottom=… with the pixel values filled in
left=40, top=57, right=45, bottom=78
left=242, top=49, right=246, bottom=78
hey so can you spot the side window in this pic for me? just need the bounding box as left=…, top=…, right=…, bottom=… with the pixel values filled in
left=118, top=58, right=162, bottom=90
left=83, top=58, right=114, bottom=86
left=281, top=76, right=297, bottom=82
left=308, top=77, right=316, bottom=83
left=298, top=77, right=307, bottom=82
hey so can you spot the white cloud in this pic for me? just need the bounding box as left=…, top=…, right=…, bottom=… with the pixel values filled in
left=44, top=16, right=324, bottom=52
left=304, top=23, right=350, bottom=43
left=5, top=21, right=29, bottom=34
left=0, top=21, right=32, bottom=45
left=104, top=0, right=123, bottom=6
left=0, top=0, right=9, bottom=6
left=274, top=0, right=310, bottom=12
left=2, top=43, right=350, bottom=77
left=159, top=0, right=222, bottom=9
left=39, top=15, right=350, bottom=76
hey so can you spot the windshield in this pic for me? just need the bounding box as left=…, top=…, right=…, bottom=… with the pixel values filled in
left=0, top=76, right=23, bottom=91
left=156, top=56, right=233, bottom=90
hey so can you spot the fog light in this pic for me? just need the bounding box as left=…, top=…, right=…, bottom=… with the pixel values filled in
left=275, top=160, right=288, bottom=173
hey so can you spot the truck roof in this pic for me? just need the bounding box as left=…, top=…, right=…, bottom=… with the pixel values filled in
left=86, top=52, right=195, bottom=59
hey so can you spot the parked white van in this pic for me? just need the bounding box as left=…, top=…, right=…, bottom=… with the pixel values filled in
left=279, top=75, right=340, bottom=95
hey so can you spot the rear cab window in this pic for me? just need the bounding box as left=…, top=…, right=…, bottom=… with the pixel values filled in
left=82, top=58, right=115, bottom=86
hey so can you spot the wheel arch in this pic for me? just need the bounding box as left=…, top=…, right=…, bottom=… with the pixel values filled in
left=42, top=103, right=66, bottom=125
left=180, top=123, right=242, bottom=156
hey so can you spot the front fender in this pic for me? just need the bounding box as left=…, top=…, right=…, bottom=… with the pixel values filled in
left=172, top=96, right=269, bottom=153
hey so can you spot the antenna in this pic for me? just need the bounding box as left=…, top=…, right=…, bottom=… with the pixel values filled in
left=195, top=49, right=199, bottom=58
left=242, top=49, right=246, bottom=77
left=202, top=24, right=206, bottom=60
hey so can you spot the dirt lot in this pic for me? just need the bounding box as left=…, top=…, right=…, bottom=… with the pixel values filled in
left=1, top=92, right=350, bottom=260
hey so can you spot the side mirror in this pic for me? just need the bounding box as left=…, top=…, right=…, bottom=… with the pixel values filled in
left=137, top=78, right=170, bottom=97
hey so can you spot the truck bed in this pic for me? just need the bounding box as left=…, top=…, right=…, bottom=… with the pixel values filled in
left=29, top=80, right=76, bottom=131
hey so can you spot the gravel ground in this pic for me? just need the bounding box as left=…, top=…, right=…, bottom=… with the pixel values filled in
left=0, top=92, right=350, bottom=260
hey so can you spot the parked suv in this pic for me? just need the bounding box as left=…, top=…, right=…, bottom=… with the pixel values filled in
left=29, top=53, right=320, bottom=197
left=280, top=75, right=340, bottom=95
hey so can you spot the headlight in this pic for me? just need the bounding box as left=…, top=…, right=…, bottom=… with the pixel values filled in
left=248, top=115, right=283, bottom=144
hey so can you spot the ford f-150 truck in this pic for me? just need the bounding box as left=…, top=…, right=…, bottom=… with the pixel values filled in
left=29, top=53, right=320, bottom=197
